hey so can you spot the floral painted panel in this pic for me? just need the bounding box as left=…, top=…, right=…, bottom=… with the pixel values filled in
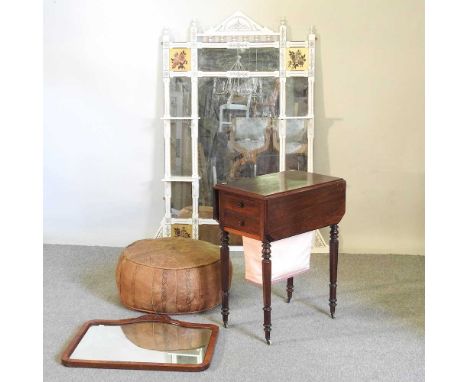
left=286, top=47, right=308, bottom=71
left=170, top=48, right=191, bottom=71
left=171, top=224, right=192, bottom=238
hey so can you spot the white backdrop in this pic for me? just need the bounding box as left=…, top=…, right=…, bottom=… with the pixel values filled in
left=44, top=0, right=424, bottom=254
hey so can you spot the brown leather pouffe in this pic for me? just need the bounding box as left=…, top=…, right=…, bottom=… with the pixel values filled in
left=116, top=238, right=232, bottom=314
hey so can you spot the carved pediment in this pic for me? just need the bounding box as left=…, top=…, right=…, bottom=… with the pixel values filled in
left=201, top=11, right=276, bottom=36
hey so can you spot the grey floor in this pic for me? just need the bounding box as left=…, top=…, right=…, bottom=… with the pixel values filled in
left=44, top=244, right=424, bottom=382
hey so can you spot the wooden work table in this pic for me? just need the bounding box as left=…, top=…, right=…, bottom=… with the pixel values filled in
left=213, top=170, right=346, bottom=344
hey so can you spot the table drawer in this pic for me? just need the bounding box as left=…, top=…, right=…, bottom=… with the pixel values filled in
left=222, top=209, right=260, bottom=236
left=221, top=193, right=261, bottom=217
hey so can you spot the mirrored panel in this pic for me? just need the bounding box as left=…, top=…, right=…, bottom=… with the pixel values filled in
left=285, top=119, right=308, bottom=171
left=170, top=121, right=192, bottom=176
left=170, top=77, right=191, bottom=117
left=199, top=48, right=279, bottom=72
left=171, top=182, right=192, bottom=217
left=198, top=77, right=280, bottom=207
left=286, top=77, right=308, bottom=116
left=62, top=315, right=218, bottom=372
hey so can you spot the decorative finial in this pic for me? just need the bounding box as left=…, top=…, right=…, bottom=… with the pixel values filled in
left=162, top=28, right=170, bottom=42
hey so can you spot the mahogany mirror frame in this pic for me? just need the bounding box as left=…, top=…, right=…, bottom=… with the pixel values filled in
left=61, top=314, right=219, bottom=372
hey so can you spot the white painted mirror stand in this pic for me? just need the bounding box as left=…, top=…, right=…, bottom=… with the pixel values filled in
left=155, top=11, right=328, bottom=253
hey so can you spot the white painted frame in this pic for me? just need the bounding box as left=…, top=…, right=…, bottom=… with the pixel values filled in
left=156, top=12, right=328, bottom=253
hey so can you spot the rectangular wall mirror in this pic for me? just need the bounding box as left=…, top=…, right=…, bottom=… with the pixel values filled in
left=62, top=314, right=219, bottom=372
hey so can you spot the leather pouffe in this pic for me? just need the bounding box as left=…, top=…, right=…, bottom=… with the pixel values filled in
left=116, top=238, right=232, bottom=314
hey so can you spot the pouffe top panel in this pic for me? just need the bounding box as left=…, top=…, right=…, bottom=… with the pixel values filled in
left=122, top=238, right=220, bottom=270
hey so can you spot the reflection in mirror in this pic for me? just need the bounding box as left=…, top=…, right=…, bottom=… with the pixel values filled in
left=62, top=315, right=219, bottom=371
left=198, top=48, right=237, bottom=71
left=228, top=117, right=278, bottom=179
left=285, top=119, right=308, bottom=171
left=170, top=121, right=192, bottom=176
left=286, top=77, right=308, bottom=116
left=170, top=77, right=191, bottom=117
left=70, top=322, right=211, bottom=364
left=199, top=48, right=279, bottom=72
left=171, top=182, right=192, bottom=217
left=198, top=77, right=280, bottom=208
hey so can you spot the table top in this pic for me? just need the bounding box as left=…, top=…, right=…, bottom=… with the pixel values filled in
left=214, top=170, right=344, bottom=198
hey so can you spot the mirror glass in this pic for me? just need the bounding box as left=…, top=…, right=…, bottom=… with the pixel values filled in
left=69, top=321, right=212, bottom=365
left=171, top=182, right=192, bottom=217
left=198, top=48, right=279, bottom=72
left=197, top=76, right=280, bottom=209
left=286, top=77, right=308, bottom=117
left=285, top=119, right=308, bottom=171
left=170, top=77, right=191, bottom=117
left=171, top=120, right=192, bottom=176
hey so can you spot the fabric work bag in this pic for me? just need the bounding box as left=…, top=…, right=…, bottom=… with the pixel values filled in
left=242, top=230, right=315, bottom=284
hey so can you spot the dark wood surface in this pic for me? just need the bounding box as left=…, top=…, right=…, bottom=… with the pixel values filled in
left=214, top=171, right=347, bottom=344
left=215, top=171, right=343, bottom=197
left=214, top=170, right=345, bottom=242
left=286, top=277, right=294, bottom=303
left=220, top=231, right=230, bottom=328
left=329, top=224, right=339, bottom=319
left=261, top=240, right=272, bottom=345
left=61, top=314, right=219, bottom=372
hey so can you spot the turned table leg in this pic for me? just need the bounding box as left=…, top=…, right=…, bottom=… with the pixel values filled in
left=262, top=240, right=272, bottom=345
left=220, top=230, right=230, bottom=328
left=329, top=224, right=339, bottom=318
left=286, top=277, right=294, bottom=303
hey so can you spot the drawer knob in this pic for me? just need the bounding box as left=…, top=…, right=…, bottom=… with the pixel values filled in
left=238, top=220, right=245, bottom=227
left=237, top=201, right=245, bottom=208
